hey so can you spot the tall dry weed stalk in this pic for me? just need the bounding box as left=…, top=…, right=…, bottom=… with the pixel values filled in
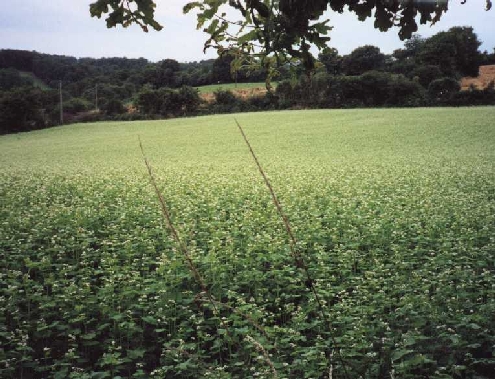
left=234, top=119, right=351, bottom=379
left=139, top=136, right=278, bottom=377
left=139, top=137, right=221, bottom=318
left=245, top=335, right=278, bottom=379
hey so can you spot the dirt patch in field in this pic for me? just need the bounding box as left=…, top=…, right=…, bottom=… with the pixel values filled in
left=460, top=65, right=495, bottom=90
left=200, top=86, right=268, bottom=103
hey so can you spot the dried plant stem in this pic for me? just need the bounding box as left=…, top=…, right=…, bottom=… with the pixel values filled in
left=234, top=119, right=351, bottom=379
left=139, top=137, right=279, bottom=377
left=138, top=136, right=226, bottom=333
left=245, top=335, right=278, bottom=379
left=328, top=349, right=334, bottom=379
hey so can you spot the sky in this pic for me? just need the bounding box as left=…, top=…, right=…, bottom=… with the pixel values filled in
left=0, top=0, right=494, bottom=63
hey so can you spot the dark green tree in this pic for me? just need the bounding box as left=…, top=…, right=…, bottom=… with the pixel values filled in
left=141, top=59, right=181, bottom=88
left=0, top=49, right=35, bottom=71
left=102, top=98, right=126, bottom=115
left=0, top=68, right=32, bottom=90
left=345, top=70, right=391, bottom=106
left=448, top=26, right=483, bottom=76
left=428, top=77, right=461, bottom=102
left=212, top=54, right=235, bottom=83
left=214, top=89, right=237, bottom=106
left=418, top=27, right=482, bottom=77
left=177, top=86, right=201, bottom=114
left=412, top=65, right=443, bottom=88
left=393, top=35, right=426, bottom=61
left=158, top=59, right=181, bottom=87
left=136, top=86, right=200, bottom=116
left=318, top=47, right=342, bottom=76
left=0, top=87, right=52, bottom=133
left=342, top=45, right=386, bottom=76
left=480, top=48, right=495, bottom=65
left=63, top=97, right=92, bottom=113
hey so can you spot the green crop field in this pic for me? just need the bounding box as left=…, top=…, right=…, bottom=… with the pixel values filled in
left=196, top=82, right=271, bottom=94
left=1, top=107, right=494, bottom=379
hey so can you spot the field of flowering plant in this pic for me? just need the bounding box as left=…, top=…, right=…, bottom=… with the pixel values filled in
left=1, top=107, right=494, bottom=379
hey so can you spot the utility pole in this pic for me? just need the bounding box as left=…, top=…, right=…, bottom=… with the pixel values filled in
left=95, top=84, right=99, bottom=112
left=59, top=81, right=63, bottom=124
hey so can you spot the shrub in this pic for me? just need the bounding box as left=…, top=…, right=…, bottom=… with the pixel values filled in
left=102, top=98, right=126, bottom=115
left=136, top=86, right=200, bottom=117
left=136, top=88, right=162, bottom=114
left=428, top=77, right=461, bottom=103
left=0, top=68, right=32, bottom=90
left=412, top=65, right=443, bottom=88
left=0, top=87, right=51, bottom=133
left=387, top=74, right=425, bottom=107
left=63, top=97, right=93, bottom=114
left=214, top=89, right=237, bottom=105
left=177, top=86, right=201, bottom=114
left=274, top=80, right=295, bottom=108
left=212, top=89, right=241, bottom=113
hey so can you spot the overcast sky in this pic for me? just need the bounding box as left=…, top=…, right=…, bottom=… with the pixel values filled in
left=0, top=1, right=494, bottom=62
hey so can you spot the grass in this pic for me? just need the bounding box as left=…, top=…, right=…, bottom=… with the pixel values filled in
left=1, top=107, right=494, bottom=378
left=196, top=81, right=271, bottom=94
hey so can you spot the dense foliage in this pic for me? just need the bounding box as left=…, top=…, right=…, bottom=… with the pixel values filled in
left=1, top=108, right=494, bottom=378
left=90, top=0, right=492, bottom=75
left=1, top=27, right=494, bottom=134
left=0, top=69, right=33, bottom=91
left=0, top=48, right=271, bottom=134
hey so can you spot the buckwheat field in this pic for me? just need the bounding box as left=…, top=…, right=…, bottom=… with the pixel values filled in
left=1, top=107, right=494, bottom=378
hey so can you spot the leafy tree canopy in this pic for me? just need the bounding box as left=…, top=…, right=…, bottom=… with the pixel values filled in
left=419, top=26, right=482, bottom=77
left=342, top=45, right=385, bottom=76
left=90, top=0, right=492, bottom=77
left=318, top=47, right=342, bottom=76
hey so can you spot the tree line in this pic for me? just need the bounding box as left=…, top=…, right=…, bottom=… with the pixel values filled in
left=90, top=0, right=493, bottom=79
left=276, top=27, right=495, bottom=109
left=1, top=26, right=494, bottom=134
